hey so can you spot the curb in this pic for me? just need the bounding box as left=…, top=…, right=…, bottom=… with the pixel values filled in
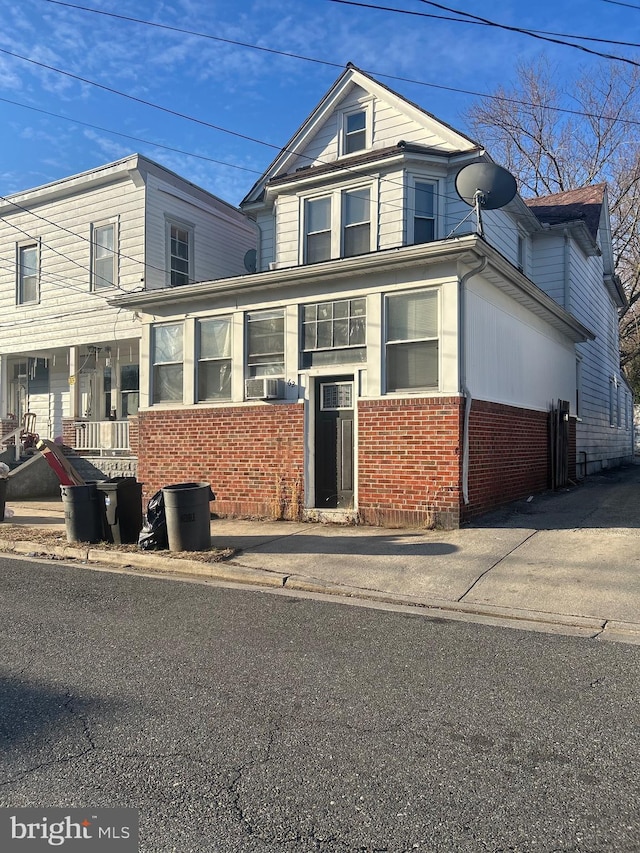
left=3, top=536, right=637, bottom=643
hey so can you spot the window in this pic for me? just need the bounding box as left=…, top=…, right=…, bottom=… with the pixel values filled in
left=303, top=186, right=373, bottom=264
left=92, top=223, right=116, bottom=289
left=198, top=317, right=232, bottom=401
left=302, top=298, right=366, bottom=367
left=344, top=110, right=366, bottom=154
left=120, top=365, right=139, bottom=416
left=386, top=290, right=439, bottom=392
left=246, top=309, right=285, bottom=378
left=168, top=222, right=192, bottom=286
left=609, top=377, right=616, bottom=427
left=343, top=189, right=371, bottom=257
left=152, top=323, right=183, bottom=403
left=305, top=197, right=331, bottom=264
left=17, top=244, right=38, bottom=304
left=413, top=182, right=435, bottom=244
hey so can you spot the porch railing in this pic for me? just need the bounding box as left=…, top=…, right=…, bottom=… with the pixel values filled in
left=74, top=420, right=130, bottom=452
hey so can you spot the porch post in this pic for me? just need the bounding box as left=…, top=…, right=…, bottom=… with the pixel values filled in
left=69, top=346, right=79, bottom=419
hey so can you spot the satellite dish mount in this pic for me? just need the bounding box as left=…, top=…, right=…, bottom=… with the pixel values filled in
left=453, top=162, right=517, bottom=237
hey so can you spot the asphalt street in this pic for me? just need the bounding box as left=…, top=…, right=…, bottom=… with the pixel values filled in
left=1, top=556, right=639, bottom=852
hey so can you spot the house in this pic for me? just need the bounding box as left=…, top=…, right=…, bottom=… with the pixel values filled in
left=0, top=154, right=256, bottom=477
left=109, top=65, right=633, bottom=527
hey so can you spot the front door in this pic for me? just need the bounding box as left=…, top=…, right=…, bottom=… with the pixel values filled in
left=314, top=376, right=355, bottom=509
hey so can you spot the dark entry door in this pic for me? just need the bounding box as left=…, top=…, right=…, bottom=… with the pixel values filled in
left=315, top=376, right=354, bottom=509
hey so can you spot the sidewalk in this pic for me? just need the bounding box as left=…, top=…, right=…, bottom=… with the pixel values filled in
left=1, top=463, right=639, bottom=644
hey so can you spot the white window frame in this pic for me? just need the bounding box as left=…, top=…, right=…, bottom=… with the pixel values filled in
left=197, top=316, right=233, bottom=402
left=407, top=176, right=439, bottom=245
left=16, top=240, right=40, bottom=305
left=91, top=220, right=118, bottom=290
left=384, top=288, right=440, bottom=394
left=339, top=101, right=373, bottom=157
left=300, top=183, right=375, bottom=264
left=166, top=218, right=194, bottom=287
left=246, top=308, right=286, bottom=379
left=152, top=322, right=184, bottom=404
left=516, top=228, right=528, bottom=274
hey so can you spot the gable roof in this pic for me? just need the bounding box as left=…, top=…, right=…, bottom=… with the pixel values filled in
left=241, top=63, right=481, bottom=207
left=524, top=184, right=605, bottom=241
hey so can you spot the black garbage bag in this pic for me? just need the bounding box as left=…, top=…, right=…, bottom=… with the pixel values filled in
left=138, top=489, right=169, bottom=550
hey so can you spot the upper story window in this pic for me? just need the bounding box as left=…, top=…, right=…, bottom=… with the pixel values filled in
left=152, top=323, right=183, bottom=403
left=246, top=309, right=285, bottom=378
left=17, top=243, right=39, bottom=304
left=167, top=221, right=193, bottom=286
left=385, top=289, right=439, bottom=392
left=303, top=186, right=374, bottom=264
left=345, top=110, right=366, bottom=154
left=343, top=188, right=370, bottom=257
left=413, top=182, right=436, bottom=244
left=305, top=197, right=332, bottom=263
left=302, top=297, right=366, bottom=367
left=92, top=222, right=117, bottom=289
left=198, top=317, right=232, bottom=401
left=340, top=103, right=372, bottom=156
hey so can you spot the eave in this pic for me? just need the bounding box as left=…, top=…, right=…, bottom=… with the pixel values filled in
left=109, top=235, right=594, bottom=343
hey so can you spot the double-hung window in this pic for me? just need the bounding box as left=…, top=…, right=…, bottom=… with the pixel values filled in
left=152, top=323, right=183, bottom=403
left=305, top=197, right=332, bottom=264
left=92, top=223, right=116, bottom=289
left=246, top=309, right=285, bottom=378
left=198, top=317, right=232, bottom=401
left=413, top=181, right=436, bottom=244
left=343, top=188, right=371, bottom=257
left=17, top=243, right=39, bottom=304
left=344, top=110, right=366, bottom=154
left=386, top=290, right=439, bottom=392
left=168, top=222, right=192, bottom=286
left=303, top=186, right=373, bottom=264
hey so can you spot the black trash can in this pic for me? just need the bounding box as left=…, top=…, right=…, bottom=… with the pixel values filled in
left=162, top=482, right=214, bottom=552
left=96, top=477, right=143, bottom=545
left=0, top=477, right=7, bottom=522
left=60, top=483, right=105, bottom=544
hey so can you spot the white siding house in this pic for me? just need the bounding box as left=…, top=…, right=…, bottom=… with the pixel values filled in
left=0, top=154, right=256, bottom=466
left=111, top=65, right=632, bottom=527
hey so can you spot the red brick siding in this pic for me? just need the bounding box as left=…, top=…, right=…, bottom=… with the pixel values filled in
left=357, top=397, right=464, bottom=528
left=128, top=416, right=140, bottom=456
left=464, top=400, right=576, bottom=520
left=137, top=404, right=305, bottom=520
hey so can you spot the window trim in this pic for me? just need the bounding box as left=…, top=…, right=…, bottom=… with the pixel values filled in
left=91, top=220, right=118, bottom=290
left=338, top=101, right=373, bottom=157
left=197, top=315, right=233, bottom=402
left=407, top=175, right=439, bottom=245
left=166, top=218, right=194, bottom=287
left=384, top=288, right=440, bottom=394
left=16, top=240, right=40, bottom=305
left=300, top=183, right=375, bottom=264
left=152, top=322, right=184, bottom=404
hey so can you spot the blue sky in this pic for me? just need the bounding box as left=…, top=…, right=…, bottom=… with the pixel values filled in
left=0, top=0, right=637, bottom=205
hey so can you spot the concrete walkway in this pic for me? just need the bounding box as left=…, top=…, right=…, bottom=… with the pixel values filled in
left=1, top=463, right=639, bottom=644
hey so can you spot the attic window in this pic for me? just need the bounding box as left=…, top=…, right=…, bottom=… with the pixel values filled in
left=345, top=110, right=366, bottom=154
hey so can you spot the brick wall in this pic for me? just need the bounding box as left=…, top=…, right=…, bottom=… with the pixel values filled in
left=464, top=400, right=575, bottom=520
left=357, top=397, right=464, bottom=528
left=137, top=403, right=305, bottom=520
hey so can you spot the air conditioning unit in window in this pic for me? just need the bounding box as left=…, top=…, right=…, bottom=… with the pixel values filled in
left=245, top=377, right=283, bottom=400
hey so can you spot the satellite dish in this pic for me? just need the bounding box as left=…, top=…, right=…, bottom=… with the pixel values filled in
left=455, top=162, right=517, bottom=210
left=454, top=162, right=517, bottom=237
left=243, top=248, right=257, bottom=274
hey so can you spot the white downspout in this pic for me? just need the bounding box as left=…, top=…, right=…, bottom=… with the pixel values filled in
left=563, top=228, right=570, bottom=310
left=459, top=256, right=487, bottom=505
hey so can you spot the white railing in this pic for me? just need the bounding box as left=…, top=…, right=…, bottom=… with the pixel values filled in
left=74, top=420, right=130, bottom=452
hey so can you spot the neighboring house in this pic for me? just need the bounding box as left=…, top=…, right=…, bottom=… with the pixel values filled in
left=111, top=65, right=633, bottom=527
left=0, top=154, right=256, bottom=474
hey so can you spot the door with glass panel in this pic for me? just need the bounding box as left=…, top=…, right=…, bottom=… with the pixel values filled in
left=315, top=376, right=354, bottom=509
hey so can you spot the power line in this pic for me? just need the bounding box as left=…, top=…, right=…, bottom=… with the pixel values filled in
left=329, top=0, right=640, bottom=67
left=600, top=0, right=640, bottom=9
